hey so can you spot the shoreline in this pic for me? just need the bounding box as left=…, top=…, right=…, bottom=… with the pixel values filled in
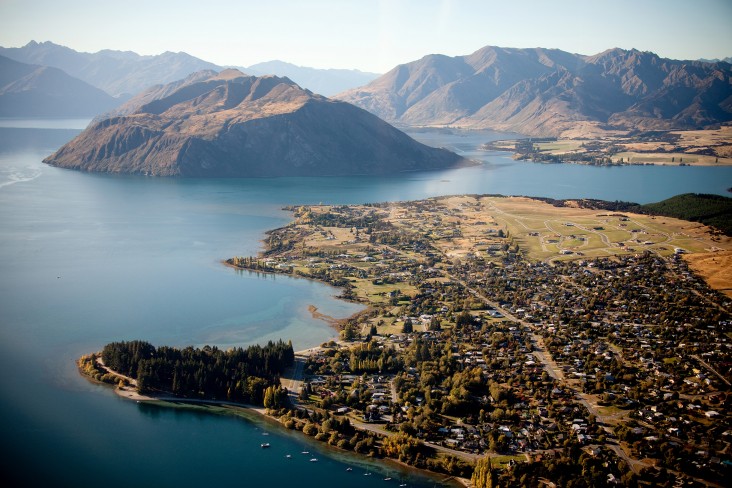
left=480, top=127, right=732, bottom=167
left=222, top=258, right=372, bottom=333
left=485, top=147, right=732, bottom=167
left=78, top=357, right=467, bottom=487
left=120, top=386, right=466, bottom=486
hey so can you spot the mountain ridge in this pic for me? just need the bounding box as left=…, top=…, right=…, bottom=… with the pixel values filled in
left=336, top=46, right=732, bottom=137
left=0, top=41, right=221, bottom=98
left=0, top=41, right=380, bottom=99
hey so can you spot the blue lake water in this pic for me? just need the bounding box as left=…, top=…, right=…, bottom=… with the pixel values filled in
left=0, top=120, right=729, bottom=487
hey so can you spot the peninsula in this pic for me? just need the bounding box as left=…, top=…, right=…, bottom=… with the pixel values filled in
left=225, top=194, right=731, bottom=486
left=81, top=194, right=731, bottom=487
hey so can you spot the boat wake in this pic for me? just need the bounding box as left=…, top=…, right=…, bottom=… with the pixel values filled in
left=0, top=165, right=42, bottom=189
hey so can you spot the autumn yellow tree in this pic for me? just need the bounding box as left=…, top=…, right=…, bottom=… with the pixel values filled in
left=471, top=456, right=494, bottom=488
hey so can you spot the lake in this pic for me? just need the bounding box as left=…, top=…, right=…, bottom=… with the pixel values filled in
left=0, top=120, right=729, bottom=487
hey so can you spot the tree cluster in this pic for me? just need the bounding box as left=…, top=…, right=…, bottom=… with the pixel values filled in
left=101, top=340, right=294, bottom=405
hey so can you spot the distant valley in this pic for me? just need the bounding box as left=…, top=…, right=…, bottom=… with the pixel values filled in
left=244, top=60, right=379, bottom=96
left=336, top=45, right=732, bottom=137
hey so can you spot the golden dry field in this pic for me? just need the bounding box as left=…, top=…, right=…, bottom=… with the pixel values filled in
left=289, top=195, right=732, bottom=298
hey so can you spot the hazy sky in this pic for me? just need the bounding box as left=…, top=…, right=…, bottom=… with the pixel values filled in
left=1, top=0, right=730, bottom=73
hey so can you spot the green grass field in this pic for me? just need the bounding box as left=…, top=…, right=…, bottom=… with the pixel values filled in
left=535, top=141, right=584, bottom=153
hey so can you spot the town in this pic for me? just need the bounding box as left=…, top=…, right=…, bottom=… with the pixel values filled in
left=228, top=195, right=731, bottom=486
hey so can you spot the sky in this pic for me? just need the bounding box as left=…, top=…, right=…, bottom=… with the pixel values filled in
left=1, top=0, right=731, bottom=73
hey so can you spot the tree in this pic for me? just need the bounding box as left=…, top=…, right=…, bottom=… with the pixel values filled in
left=302, top=422, right=318, bottom=436
left=300, top=382, right=312, bottom=401
left=341, top=324, right=358, bottom=341
left=429, top=317, right=442, bottom=331
left=456, top=311, right=473, bottom=329
left=382, top=432, right=421, bottom=461
left=471, top=457, right=494, bottom=488
left=402, top=319, right=413, bottom=334
left=263, top=385, right=287, bottom=409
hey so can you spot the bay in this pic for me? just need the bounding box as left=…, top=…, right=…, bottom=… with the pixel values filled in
left=0, top=120, right=729, bottom=487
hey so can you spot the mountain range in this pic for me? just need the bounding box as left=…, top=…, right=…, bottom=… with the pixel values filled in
left=0, top=41, right=379, bottom=99
left=2, top=40, right=730, bottom=142
left=43, top=70, right=464, bottom=177
left=0, top=54, right=121, bottom=117
left=336, top=46, right=732, bottom=137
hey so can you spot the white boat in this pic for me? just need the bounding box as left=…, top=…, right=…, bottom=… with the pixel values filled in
left=346, top=467, right=353, bottom=471
left=309, top=458, right=318, bottom=462
left=260, top=443, right=270, bottom=448
left=285, top=454, right=292, bottom=458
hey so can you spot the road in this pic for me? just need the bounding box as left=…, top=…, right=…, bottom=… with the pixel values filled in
left=691, top=354, right=732, bottom=387
left=447, top=272, right=655, bottom=467
left=351, top=420, right=480, bottom=463
left=282, top=354, right=308, bottom=406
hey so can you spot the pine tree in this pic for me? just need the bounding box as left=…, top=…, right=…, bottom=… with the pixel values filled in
left=402, top=318, right=413, bottom=334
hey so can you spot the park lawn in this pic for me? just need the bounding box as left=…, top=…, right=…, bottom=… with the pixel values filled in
left=490, top=454, right=527, bottom=467
left=597, top=405, right=627, bottom=417
left=375, top=322, right=405, bottom=337
left=350, top=279, right=418, bottom=304
left=535, top=140, right=584, bottom=153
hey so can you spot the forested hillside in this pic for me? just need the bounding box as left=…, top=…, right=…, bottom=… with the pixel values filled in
left=640, top=193, right=732, bottom=236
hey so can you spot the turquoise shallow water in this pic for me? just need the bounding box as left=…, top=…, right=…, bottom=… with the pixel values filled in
left=0, top=120, right=729, bottom=487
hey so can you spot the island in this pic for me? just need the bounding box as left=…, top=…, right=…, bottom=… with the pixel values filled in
left=81, top=194, right=731, bottom=487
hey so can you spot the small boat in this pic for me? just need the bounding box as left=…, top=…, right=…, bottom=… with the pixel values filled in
left=364, top=473, right=372, bottom=476
left=262, top=432, right=269, bottom=436
left=346, top=467, right=353, bottom=471
left=399, top=484, right=407, bottom=487
left=285, top=454, right=292, bottom=459
left=384, top=478, right=392, bottom=481
left=309, top=458, right=318, bottom=462
left=301, top=451, right=310, bottom=454
left=260, top=443, right=270, bottom=448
